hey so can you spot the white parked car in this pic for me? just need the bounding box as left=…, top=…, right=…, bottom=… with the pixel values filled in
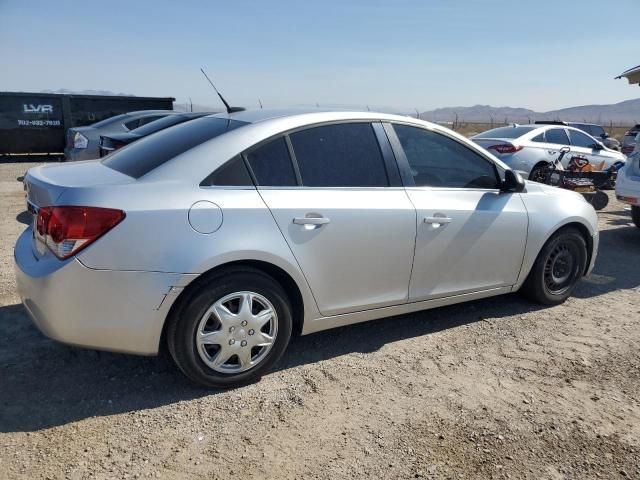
left=616, top=133, right=640, bottom=228
left=472, top=124, right=626, bottom=185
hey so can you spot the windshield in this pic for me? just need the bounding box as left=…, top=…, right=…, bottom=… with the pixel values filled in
left=474, top=126, right=537, bottom=139
left=102, top=117, right=247, bottom=178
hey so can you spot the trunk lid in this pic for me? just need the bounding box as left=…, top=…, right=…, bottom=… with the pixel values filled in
left=25, top=160, right=134, bottom=208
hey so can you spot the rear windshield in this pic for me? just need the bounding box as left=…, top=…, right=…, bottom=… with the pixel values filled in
left=102, top=117, right=247, bottom=178
left=129, top=114, right=189, bottom=136
left=474, top=126, right=537, bottom=139
left=90, top=113, right=129, bottom=128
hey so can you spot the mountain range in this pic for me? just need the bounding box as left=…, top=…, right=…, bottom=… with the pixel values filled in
left=420, top=98, right=640, bottom=125
left=41, top=90, right=640, bottom=125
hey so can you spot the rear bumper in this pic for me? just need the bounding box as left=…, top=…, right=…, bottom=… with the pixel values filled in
left=14, top=228, right=196, bottom=355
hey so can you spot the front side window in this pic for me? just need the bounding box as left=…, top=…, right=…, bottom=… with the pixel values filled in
left=393, top=124, right=499, bottom=189
left=569, top=129, right=597, bottom=148
left=245, top=137, right=297, bottom=186
left=544, top=128, right=570, bottom=146
left=289, top=123, right=389, bottom=187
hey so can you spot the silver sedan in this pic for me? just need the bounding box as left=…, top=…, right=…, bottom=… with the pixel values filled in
left=15, top=110, right=599, bottom=387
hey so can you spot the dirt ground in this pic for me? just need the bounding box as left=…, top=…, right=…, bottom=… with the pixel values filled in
left=0, top=161, right=639, bottom=480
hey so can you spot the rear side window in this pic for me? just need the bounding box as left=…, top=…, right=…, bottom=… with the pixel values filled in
left=531, top=132, right=546, bottom=143
left=289, top=123, right=389, bottom=187
left=201, top=155, right=253, bottom=186
left=103, top=117, right=246, bottom=178
left=246, top=137, right=297, bottom=186
left=545, top=128, right=570, bottom=145
left=394, top=124, right=499, bottom=189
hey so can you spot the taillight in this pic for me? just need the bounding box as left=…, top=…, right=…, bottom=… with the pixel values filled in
left=488, top=144, right=523, bottom=154
left=73, top=132, right=89, bottom=149
left=35, top=206, right=125, bottom=259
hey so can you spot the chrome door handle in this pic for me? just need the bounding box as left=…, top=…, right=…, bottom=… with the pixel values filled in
left=293, top=216, right=330, bottom=226
left=425, top=216, right=452, bottom=225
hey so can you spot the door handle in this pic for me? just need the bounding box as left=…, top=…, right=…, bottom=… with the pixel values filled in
left=424, top=216, right=452, bottom=226
left=293, top=216, right=330, bottom=226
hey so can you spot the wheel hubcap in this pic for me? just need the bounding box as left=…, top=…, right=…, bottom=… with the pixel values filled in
left=544, top=243, right=577, bottom=294
left=196, top=291, right=277, bottom=374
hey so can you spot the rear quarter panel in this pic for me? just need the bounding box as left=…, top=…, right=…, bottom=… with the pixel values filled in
left=65, top=183, right=321, bottom=321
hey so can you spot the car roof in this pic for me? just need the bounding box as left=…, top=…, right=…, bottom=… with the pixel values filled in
left=206, top=108, right=419, bottom=125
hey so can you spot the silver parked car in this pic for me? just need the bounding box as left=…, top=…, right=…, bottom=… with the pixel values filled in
left=472, top=124, right=626, bottom=183
left=64, top=110, right=175, bottom=161
left=16, top=110, right=599, bottom=388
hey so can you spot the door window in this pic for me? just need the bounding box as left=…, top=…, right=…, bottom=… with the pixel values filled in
left=246, top=137, right=297, bottom=186
left=289, top=123, right=389, bottom=187
left=544, top=128, right=570, bottom=145
left=568, top=129, right=597, bottom=148
left=393, top=125, right=499, bottom=189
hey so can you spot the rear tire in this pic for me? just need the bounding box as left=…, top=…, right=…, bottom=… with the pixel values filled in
left=589, top=191, right=609, bottom=211
left=521, top=228, right=587, bottom=305
left=166, top=268, right=293, bottom=388
left=632, top=206, right=640, bottom=229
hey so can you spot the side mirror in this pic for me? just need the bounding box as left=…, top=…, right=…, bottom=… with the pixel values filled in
left=600, top=133, right=609, bottom=139
left=592, top=143, right=604, bottom=150
left=501, top=169, right=525, bottom=193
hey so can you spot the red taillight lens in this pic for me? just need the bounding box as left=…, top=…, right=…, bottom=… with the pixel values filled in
left=36, top=206, right=125, bottom=259
left=488, top=144, right=523, bottom=154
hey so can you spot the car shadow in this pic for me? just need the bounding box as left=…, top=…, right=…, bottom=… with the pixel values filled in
left=0, top=293, right=545, bottom=433
left=1, top=222, right=637, bottom=433
left=573, top=225, right=640, bottom=298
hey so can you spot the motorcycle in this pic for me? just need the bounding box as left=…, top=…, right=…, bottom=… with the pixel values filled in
left=540, top=146, right=621, bottom=210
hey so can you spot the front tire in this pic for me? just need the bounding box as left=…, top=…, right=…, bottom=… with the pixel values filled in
left=528, top=163, right=549, bottom=184
left=166, top=268, right=293, bottom=388
left=632, top=206, right=640, bottom=229
left=521, top=228, right=587, bottom=305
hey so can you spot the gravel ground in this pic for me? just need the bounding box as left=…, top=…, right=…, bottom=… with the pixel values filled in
left=1, top=161, right=639, bottom=479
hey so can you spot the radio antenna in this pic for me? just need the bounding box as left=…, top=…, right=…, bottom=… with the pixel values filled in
left=200, top=68, right=244, bottom=114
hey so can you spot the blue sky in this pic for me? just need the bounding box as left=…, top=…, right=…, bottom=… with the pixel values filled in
left=0, top=0, right=638, bottom=112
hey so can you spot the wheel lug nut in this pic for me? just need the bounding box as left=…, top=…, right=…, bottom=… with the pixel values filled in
left=241, top=320, right=248, bottom=326
left=248, top=329, right=255, bottom=335
left=229, top=326, right=235, bottom=333
left=229, top=339, right=235, bottom=345
left=241, top=340, right=247, bottom=347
